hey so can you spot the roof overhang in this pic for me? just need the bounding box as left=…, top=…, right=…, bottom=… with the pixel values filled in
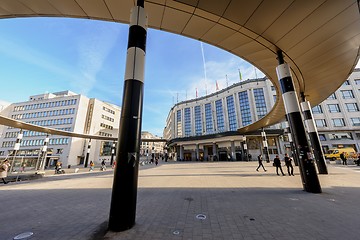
left=0, top=0, right=359, bottom=135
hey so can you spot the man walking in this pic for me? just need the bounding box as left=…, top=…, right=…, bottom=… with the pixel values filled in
left=284, top=153, right=294, bottom=176
left=273, top=155, right=285, bottom=176
left=256, top=154, right=267, bottom=172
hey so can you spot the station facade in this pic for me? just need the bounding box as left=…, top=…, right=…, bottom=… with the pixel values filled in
left=164, top=69, right=360, bottom=161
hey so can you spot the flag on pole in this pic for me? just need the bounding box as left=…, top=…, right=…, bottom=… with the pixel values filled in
left=196, top=88, right=198, bottom=98
left=238, top=69, right=242, bottom=81
left=216, top=80, right=219, bottom=91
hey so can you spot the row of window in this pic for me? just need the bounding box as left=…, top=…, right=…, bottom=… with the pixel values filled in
left=176, top=88, right=267, bottom=136
left=99, top=132, right=113, bottom=137
left=27, top=118, right=73, bottom=126
left=312, top=103, right=359, bottom=113
left=342, top=79, right=360, bottom=86
left=100, top=123, right=114, bottom=130
left=13, top=99, right=78, bottom=112
left=318, top=132, right=355, bottom=141
left=327, top=89, right=360, bottom=100
left=103, top=106, right=116, bottom=115
left=2, top=138, right=69, bottom=148
left=11, top=108, right=75, bottom=120
left=101, top=114, right=115, bottom=122
left=315, top=117, right=360, bottom=127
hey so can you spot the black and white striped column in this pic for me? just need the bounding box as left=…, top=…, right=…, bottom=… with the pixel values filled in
left=261, top=129, right=270, bottom=163
left=276, top=50, right=321, bottom=193
left=39, top=135, right=49, bottom=171
left=109, top=0, right=147, bottom=232
left=84, top=139, right=91, bottom=168
left=300, top=99, right=328, bottom=174
left=11, top=129, right=23, bottom=172
left=110, top=141, right=116, bottom=166
left=283, top=118, right=299, bottom=166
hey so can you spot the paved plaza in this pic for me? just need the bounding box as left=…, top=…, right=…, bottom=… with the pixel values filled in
left=1, top=161, right=360, bottom=240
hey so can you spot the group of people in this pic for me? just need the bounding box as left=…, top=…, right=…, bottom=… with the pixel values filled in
left=256, top=153, right=294, bottom=176
left=0, top=159, right=10, bottom=184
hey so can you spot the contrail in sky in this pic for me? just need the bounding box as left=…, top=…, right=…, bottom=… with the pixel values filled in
left=200, top=42, right=207, bottom=95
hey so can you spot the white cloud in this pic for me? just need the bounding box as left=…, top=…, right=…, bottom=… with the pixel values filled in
left=74, top=24, right=121, bottom=95
left=0, top=100, right=10, bottom=110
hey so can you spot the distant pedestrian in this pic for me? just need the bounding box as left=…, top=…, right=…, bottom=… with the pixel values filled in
left=284, top=153, right=294, bottom=176
left=89, top=161, right=94, bottom=171
left=155, top=157, right=159, bottom=166
left=112, top=160, right=116, bottom=169
left=100, top=159, right=106, bottom=171
left=248, top=154, right=252, bottom=161
left=340, top=152, right=347, bottom=165
left=273, top=155, right=285, bottom=176
left=0, top=160, right=10, bottom=184
left=256, top=154, right=267, bottom=172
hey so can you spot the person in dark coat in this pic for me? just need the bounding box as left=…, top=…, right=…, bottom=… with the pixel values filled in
left=284, top=153, right=294, bottom=176
left=256, top=154, right=267, bottom=172
left=340, top=152, right=347, bottom=165
left=273, top=155, right=285, bottom=176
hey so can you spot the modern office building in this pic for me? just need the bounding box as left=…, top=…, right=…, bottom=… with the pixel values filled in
left=0, top=91, right=120, bottom=168
left=311, top=68, right=360, bottom=152
left=164, top=69, right=360, bottom=161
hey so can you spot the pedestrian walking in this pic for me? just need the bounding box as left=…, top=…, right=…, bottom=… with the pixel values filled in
left=0, top=159, right=10, bottom=184
left=155, top=157, right=159, bottom=166
left=284, top=153, right=294, bottom=176
left=89, top=161, right=95, bottom=171
left=256, top=154, right=267, bottom=172
left=340, top=152, right=347, bottom=165
left=273, top=155, right=285, bottom=176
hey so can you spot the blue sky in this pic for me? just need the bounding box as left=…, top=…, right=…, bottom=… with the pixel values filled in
left=1, top=17, right=358, bottom=136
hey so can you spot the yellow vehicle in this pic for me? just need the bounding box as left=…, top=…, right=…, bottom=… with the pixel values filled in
left=324, top=147, right=357, bottom=160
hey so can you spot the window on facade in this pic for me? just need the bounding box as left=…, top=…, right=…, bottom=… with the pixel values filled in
left=341, top=90, right=354, bottom=99
left=315, top=119, right=327, bottom=127
left=205, top=103, right=213, bottom=134
left=346, top=103, right=359, bottom=112
left=342, top=80, right=350, bottom=86
left=318, top=134, right=326, bottom=141
left=226, top=95, right=237, bottom=131
left=238, top=91, right=252, bottom=126
left=184, top=107, right=191, bottom=137
left=312, top=105, right=323, bottom=114
left=194, top=106, right=202, bottom=136
left=271, top=86, right=276, bottom=91
left=355, top=79, right=360, bottom=85
left=351, top=117, right=360, bottom=126
left=327, top=104, right=341, bottom=113
left=327, top=93, right=337, bottom=100
left=253, top=88, right=267, bottom=119
left=176, top=110, right=182, bottom=136
left=215, top=100, right=224, bottom=132
left=332, top=118, right=345, bottom=127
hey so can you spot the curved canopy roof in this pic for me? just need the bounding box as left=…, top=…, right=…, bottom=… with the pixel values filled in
left=0, top=0, right=359, bottom=135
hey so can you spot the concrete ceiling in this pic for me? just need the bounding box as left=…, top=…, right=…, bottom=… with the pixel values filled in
left=0, top=0, right=359, bottom=135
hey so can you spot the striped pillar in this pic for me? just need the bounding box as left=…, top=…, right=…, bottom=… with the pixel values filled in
left=39, top=135, right=49, bottom=170
left=283, top=118, right=299, bottom=166
left=84, top=139, right=91, bottom=168
left=109, top=0, right=147, bottom=231
left=261, top=129, right=270, bottom=163
left=300, top=100, right=328, bottom=174
left=242, top=136, right=248, bottom=161
left=11, top=130, right=23, bottom=172
left=276, top=50, right=321, bottom=193
left=110, top=141, right=116, bottom=166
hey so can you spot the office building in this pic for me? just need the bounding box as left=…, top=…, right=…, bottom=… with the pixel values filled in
left=0, top=91, right=120, bottom=167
